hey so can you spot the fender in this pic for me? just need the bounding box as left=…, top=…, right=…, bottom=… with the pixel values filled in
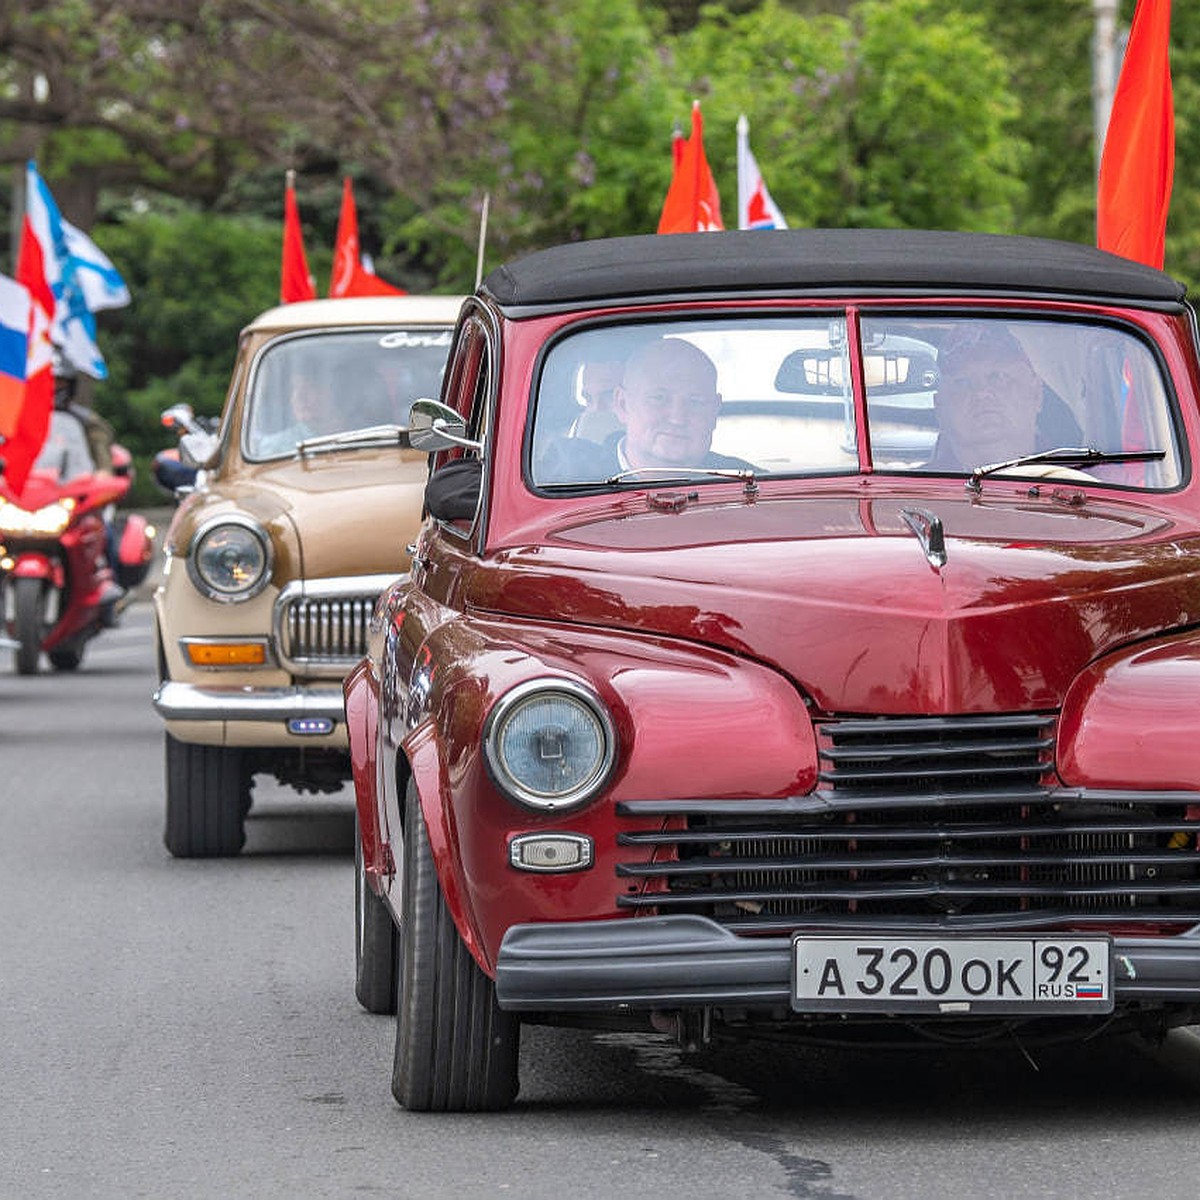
left=404, top=724, right=497, bottom=973
left=1058, top=630, right=1200, bottom=790
left=10, top=552, right=61, bottom=588
left=344, top=657, right=385, bottom=884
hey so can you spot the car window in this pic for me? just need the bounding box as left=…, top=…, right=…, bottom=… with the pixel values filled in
left=528, top=314, right=1182, bottom=491
left=863, top=315, right=1182, bottom=488
left=243, top=327, right=452, bottom=461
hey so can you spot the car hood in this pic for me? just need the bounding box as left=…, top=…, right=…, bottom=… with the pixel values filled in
left=173, top=450, right=428, bottom=580
left=469, top=490, right=1200, bottom=713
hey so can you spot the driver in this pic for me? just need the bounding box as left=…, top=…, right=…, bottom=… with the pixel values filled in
left=539, top=337, right=755, bottom=482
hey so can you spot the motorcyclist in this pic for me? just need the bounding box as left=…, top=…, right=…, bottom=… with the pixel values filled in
left=51, top=368, right=126, bottom=622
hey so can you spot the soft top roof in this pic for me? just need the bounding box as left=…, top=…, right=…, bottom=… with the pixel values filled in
left=481, top=229, right=1185, bottom=308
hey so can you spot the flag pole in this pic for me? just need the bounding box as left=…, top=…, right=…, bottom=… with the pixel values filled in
left=474, top=193, right=490, bottom=292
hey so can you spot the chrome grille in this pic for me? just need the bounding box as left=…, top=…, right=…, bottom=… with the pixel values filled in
left=615, top=713, right=1200, bottom=932
left=273, top=573, right=400, bottom=677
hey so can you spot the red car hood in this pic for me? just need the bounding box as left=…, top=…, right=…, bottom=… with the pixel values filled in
left=469, top=491, right=1200, bottom=714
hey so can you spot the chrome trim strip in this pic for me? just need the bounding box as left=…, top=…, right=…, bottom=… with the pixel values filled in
left=153, top=680, right=345, bottom=722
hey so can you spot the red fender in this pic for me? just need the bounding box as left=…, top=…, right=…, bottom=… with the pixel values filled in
left=10, top=552, right=61, bottom=587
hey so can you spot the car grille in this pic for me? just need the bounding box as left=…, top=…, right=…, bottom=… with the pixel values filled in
left=273, top=574, right=398, bottom=677
left=615, top=713, right=1200, bottom=932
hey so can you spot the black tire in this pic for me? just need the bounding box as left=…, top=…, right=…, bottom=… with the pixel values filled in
left=355, top=820, right=398, bottom=1014
left=391, top=779, right=519, bottom=1111
left=163, top=732, right=250, bottom=857
left=48, top=645, right=83, bottom=671
left=13, top=577, right=48, bottom=675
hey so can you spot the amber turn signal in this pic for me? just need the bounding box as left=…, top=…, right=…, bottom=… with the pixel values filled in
left=184, top=641, right=267, bottom=667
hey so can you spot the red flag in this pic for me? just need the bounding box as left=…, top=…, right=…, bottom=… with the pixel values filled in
left=281, top=171, right=316, bottom=303
left=657, top=101, right=725, bottom=235
left=6, top=207, right=56, bottom=494
left=1097, top=0, right=1174, bottom=268
left=329, top=177, right=405, bottom=298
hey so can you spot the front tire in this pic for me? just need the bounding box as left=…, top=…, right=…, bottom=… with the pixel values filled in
left=391, top=779, right=519, bottom=1111
left=355, top=820, right=398, bottom=1014
left=163, top=732, right=250, bottom=857
left=13, top=577, right=49, bottom=675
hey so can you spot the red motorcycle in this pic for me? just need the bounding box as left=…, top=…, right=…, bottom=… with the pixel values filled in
left=0, top=410, right=154, bottom=675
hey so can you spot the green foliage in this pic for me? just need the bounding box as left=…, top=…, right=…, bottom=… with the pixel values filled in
left=86, top=210, right=283, bottom=499
left=8, top=0, right=1200, bottom=492
left=670, top=0, right=1026, bottom=232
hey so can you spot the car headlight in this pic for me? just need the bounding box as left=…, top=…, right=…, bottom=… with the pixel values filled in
left=0, top=498, right=72, bottom=536
left=186, top=516, right=273, bottom=602
left=484, top=679, right=617, bottom=810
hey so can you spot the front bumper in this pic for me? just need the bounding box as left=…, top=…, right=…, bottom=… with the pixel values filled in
left=152, top=679, right=345, bottom=723
left=495, top=914, right=1200, bottom=1011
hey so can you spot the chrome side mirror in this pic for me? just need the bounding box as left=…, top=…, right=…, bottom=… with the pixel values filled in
left=408, top=398, right=483, bottom=454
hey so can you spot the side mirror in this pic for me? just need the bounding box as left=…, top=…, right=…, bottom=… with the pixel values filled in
left=179, top=430, right=220, bottom=469
left=408, top=398, right=483, bottom=454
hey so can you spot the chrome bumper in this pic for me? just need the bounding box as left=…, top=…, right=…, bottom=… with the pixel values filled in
left=152, top=679, right=346, bottom=723
left=495, top=915, right=1200, bottom=1011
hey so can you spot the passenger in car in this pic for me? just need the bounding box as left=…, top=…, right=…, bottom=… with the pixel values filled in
left=538, top=336, right=757, bottom=482
left=927, top=324, right=1082, bottom=471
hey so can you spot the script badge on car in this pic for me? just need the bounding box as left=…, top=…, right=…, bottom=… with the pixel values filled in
left=793, top=936, right=1113, bottom=1014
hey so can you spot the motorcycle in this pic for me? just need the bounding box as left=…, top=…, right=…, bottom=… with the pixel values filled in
left=153, top=402, right=219, bottom=500
left=0, top=410, right=155, bottom=675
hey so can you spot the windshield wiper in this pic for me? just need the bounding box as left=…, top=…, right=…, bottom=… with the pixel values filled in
left=967, top=446, right=1165, bottom=492
left=604, top=465, right=758, bottom=491
left=296, top=424, right=409, bottom=456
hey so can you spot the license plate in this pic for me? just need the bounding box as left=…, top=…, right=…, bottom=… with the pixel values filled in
left=793, top=936, right=1113, bottom=1014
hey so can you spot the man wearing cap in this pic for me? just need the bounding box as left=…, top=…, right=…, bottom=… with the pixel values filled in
left=927, top=323, right=1081, bottom=471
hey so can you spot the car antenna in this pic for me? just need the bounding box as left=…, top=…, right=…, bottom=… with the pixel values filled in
left=474, top=192, right=491, bottom=291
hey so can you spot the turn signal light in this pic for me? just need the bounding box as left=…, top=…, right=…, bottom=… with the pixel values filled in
left=184, top=641, right=267, bottom=666
left=508, top=832, right=593, bottom=873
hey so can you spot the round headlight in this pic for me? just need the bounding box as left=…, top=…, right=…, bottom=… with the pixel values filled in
left=187, top=517, right=272, bottom=602
left=484, top=680, right=616, bottom=810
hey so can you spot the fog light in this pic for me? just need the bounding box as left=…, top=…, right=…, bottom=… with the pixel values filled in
left=288, top=717, right=335, bottom=736
left=509, top=832, right=593, bottom=873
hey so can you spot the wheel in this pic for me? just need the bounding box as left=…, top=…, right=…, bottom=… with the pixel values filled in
left=391, top=778, right=519, bottom=1111
left=163, top=732, right=250, bottom=857
left=13, top=577, right=49, bottom=675
left=355, top=819, right=398, bottom=1014
left=49, top=645, right=84, bottom=671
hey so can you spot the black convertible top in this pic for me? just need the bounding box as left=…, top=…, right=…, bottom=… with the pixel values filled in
left=481, top=229, right=1186, bottom=309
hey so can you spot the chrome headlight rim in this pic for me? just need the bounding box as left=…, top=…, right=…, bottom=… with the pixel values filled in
left=185, top=513, right=274, bottom=603
left=483, top=678, right=617, bottom=812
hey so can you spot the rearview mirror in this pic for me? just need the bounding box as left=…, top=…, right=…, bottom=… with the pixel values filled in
left=179, top=430, right=219, bottom=469
left=775, top=346, right=939, bottom=397
left=408, top=398, right=483, bottom=454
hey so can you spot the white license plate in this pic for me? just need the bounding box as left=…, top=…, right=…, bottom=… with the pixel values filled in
left=793, top=936, right=1112, bottom=1014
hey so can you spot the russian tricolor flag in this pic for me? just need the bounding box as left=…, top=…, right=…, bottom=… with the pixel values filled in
left=0, top=274, right=30, bottom=440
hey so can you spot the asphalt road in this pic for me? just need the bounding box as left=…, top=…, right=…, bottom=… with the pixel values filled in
left=7, top=601, right=1200, bottom=1199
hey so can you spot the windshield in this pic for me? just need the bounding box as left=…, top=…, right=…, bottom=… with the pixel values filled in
left=244, top=327, right=453, bottom=460
left=34, top=410, right=95, bottom=482
left=528, top=314, right=1182, bottom=491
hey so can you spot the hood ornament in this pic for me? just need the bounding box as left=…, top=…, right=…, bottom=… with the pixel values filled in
left=899, top=506, right=948, bottom=569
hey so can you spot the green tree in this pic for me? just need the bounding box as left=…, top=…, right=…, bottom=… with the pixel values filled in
left=669, top=0, right=1026, bottom=232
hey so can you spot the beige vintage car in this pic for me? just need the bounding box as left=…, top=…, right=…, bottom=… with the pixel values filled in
left=152, top=294, right=463, bottom=857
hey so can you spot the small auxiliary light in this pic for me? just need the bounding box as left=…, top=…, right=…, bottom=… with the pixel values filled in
left=508, top=832, right=593, bottom=873
left=288, top=716, right=335, bottom=736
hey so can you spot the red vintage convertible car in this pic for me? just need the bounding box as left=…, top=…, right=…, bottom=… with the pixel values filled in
left=345, top=228, right=1200, bottom=1110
